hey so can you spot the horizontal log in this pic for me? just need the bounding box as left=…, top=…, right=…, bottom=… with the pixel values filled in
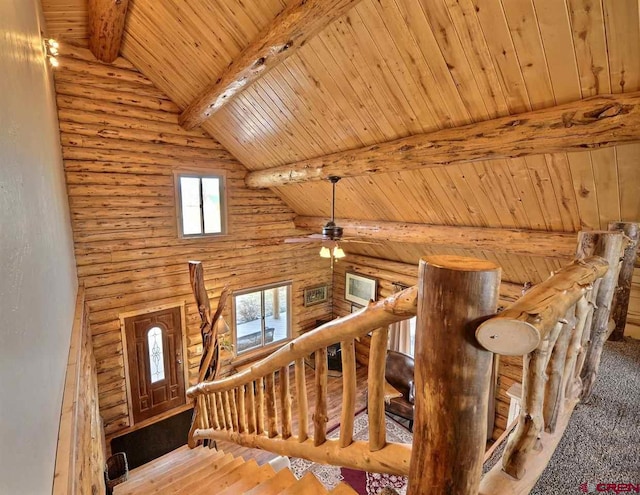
left=245, top=92, right=640, bottom=187
left=61, top=133, right=229, bottom=161
left=180, top=0, right=366, bottom=129
left=59, top=122, right=221, bottom=150
left=476, top=256, right=609, bottom=355
left=56, top=56, right=152, bottom=87
left=57, top=42, right=137, bottom=70
left=55, top=82, right=179, bottom=113
left=294, top=216, right=576, bottom=258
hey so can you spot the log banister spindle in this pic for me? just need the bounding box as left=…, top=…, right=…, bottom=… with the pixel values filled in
left=280, top=365, right=292, bottom=439
left=563, top=295, right=591, bottom=400
left=314, top=347, right=328, bottom=446
left=407, top=255, right=500, bottom=495
left=339, top=339, right=356, bottom=448
left=543, top=310, right=576, bottom=433
left=294, top=358, right=308, bottom=442
left=256, top=376, right=265, bottom=435
left=238, top=385, right=247, bottom=433
left=265, top=373, right=278, bottom=438
left=246, top=381, right=256, bottom=434
left=368, top=327, right=389, bottom=452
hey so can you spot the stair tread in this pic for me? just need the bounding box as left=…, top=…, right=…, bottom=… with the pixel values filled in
left=244, top=467, right=297, bottom=495
left=216, top=463, right=276, bottom=495
left=278, top=472, right=329, bottom=495
left=159, top=452, right=237, bottom=494
left=125, top=445, right=211, bottom=480
left=174, top=455, right=246, bottom=494
left=189, top=458, right=259, bottom=495
left=115, top=449, right=227, bottom=494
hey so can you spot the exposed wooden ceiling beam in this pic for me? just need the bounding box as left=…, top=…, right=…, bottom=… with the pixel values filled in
left=88, top=0, right=130, bottom=63
left=246, top=92, right=640, bottom=188
left=294, top=216, right=577, bottom=258
left=179, top=0, right=365, bottom=130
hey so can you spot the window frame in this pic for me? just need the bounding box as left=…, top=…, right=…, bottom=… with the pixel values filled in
left=232, top=281, right=292, bottom=358
left=174, top=171, right=227, bottom=239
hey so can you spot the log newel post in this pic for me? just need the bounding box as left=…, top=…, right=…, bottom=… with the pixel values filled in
left=407, top=255, right=501, bottom=495
left=607, top=222, right=639, bottom=341
left=575, top=230, right=624, bottom=400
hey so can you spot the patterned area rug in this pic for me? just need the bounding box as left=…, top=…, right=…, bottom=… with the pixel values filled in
left=289, top=412, right=413, bottom=494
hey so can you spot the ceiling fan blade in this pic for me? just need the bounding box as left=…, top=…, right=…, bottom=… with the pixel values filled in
left=341, top=237, right=376, bottom=244
left=284, top=234, right=325, bottom=243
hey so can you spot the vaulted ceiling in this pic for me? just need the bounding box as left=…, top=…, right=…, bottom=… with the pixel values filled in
left=42, top=0, right=640, bottom=284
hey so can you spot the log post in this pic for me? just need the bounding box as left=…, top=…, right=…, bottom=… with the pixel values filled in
left=543, top=310, right=576, bottom=433
left=576, top=231, right=624, bottom=400
left=339, top=339, right=356, bottom=448
left=607, top=222, right=639, bottom=341
left=407, top=255, right=500, bottom=495
left=313, top=348, right=329, bottom=446
left=368, top=327, right=390, bottom=452
left=294, top=358, right=309, bottom=442
left=280, top=366, right=292, bottom=439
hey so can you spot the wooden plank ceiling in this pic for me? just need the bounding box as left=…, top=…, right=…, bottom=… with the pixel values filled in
left=42, top=0, right=640, bottom=284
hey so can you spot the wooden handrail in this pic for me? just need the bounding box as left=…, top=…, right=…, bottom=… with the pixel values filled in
left=187, top=284, right=418, bottom=474
left=188, top=286, right=417, bottom=397
left=476, top=256, right=609, bottom=356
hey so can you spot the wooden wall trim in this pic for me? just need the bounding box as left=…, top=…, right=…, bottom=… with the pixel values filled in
left=52, top=286, right=106, bottom=495
left=245, top=92, right=640, bottom=188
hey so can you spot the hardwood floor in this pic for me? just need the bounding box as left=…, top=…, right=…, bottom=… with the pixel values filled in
left=214, top=362, right=369, bottom=465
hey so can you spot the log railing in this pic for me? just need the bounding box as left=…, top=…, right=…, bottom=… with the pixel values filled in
left=187, top=286, right=419, bottom=475
left=185, top=225, right=633, bottom=494
left=477, top=229, right=626, bottom=493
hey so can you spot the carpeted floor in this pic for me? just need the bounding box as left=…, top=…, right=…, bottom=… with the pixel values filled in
left=289, top=412, right=413, bottom=495
left=530, top=338, right=640, bottom=494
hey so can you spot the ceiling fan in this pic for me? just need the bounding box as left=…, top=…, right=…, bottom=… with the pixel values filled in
left=284, top=176, right=371, bottom=258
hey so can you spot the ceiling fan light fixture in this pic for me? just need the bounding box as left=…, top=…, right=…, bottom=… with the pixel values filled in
left=319, top=246, right=331, bottom=258
left=333, top=245, right=346, bottom=259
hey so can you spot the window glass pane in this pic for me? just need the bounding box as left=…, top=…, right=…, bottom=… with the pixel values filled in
left=235, top=291, right=262, bottom=354
left=202, top=177, right=222, bottom=234
left=235, top=284, right=290, bottom=355
left=180, top=177, right=202, bottom=235
left=147, top=326, right=165, bottom=383
left=409, top=316, right=416, bottom=357
left=266, top=286, right=288, bottom=344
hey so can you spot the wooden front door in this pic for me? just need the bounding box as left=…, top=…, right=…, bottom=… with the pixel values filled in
left=125, top=307, right=185, bottom=423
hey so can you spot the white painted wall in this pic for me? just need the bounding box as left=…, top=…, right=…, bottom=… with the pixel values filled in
left=0, top=1, right=78, bottom=493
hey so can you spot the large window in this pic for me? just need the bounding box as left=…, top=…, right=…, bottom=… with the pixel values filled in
left=233, top=283, right=291, bottom=355
left=176, top=173, right=226, bottom=237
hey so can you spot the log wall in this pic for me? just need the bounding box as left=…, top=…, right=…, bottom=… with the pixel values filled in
left=53, top=288, right=105, bottom=495
left=53, top=45, right=332, bottom=436
left=332, top=254, right=524, bottom=440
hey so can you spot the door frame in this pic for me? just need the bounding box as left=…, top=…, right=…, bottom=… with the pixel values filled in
left=119, top=301, right=190, bottom=427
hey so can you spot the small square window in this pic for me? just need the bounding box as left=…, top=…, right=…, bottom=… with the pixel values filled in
left=176, top=173, right=226, bottom=237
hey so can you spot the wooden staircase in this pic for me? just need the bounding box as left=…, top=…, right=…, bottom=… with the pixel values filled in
left=113, top=445, right=358, bottom=495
